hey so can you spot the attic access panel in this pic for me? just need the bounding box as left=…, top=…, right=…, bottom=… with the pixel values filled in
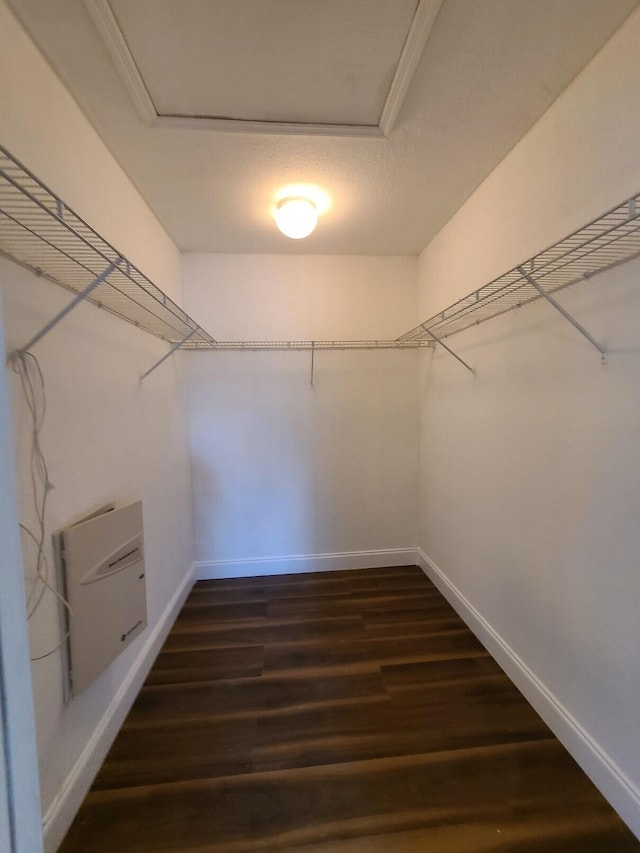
left=110, top=0, right=419, bottom=126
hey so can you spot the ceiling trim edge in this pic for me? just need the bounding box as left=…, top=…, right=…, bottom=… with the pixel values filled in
left=83, top=0, right=441, bottom=138
left=379, top=0, right=444, bottom=136
left=150, top=115, right=384, bottom=137
left=84, top=0, right=156, bottom=125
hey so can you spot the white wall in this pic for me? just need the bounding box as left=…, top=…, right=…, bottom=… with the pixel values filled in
left=418, top=6, right=640, bottom=323
left=184, top=254, right=418, bottom=341
left=0, top=3, right=195, bottom=849
left=0, top=296, right=43, bottom=853
left=417, top=7, right=640, bottom=838
left=183, top=254, right=420, bottom=574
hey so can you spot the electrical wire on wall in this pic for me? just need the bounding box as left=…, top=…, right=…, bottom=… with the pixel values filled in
left=14, top=350, right=72, bottom=662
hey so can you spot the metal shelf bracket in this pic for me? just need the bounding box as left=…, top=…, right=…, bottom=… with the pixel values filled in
left=310, top=341, right=316, bottom=386
left=516, top=266, right=606, bottom=360
left=140, top=328, right=197, bottom=382
left=423, top=325, right=474, bottom=374
left=15, top=257, right=124, bottom=355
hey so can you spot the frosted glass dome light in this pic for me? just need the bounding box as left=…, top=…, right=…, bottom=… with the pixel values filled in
left=274, top=197, right=318, bottom=239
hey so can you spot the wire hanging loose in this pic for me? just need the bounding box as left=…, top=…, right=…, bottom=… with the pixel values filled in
left=14, top=350, right=71, bottom=661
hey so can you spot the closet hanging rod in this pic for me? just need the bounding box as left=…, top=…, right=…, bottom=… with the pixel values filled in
left=400, top=189, right=640, bottom=344
left=183, top=340, right=434, bottom=351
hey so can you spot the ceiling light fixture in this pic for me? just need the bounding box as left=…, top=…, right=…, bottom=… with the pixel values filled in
left=274, top=196, right=318, bottom=239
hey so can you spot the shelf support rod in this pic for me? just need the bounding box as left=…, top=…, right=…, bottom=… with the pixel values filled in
left=423, top=326, right=474, bottom=374
left=140, top=329, right=197, bottom=382
left=16, top=258, right=124, bottom=354
left=310, top=341, right=315, bottom=386
left=517, top=267, right=605, bottom=356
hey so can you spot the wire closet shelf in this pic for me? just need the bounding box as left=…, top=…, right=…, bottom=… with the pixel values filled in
left=2, top=143, right=639, bottom=357
left=399, top=194, right=640, bottom=344
left=0, top=144, right=215, bottom=347
left=0, top=145, right=430, bottom=353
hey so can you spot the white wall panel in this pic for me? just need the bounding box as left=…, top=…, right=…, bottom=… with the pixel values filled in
left=0, top=3, right=194, bottom=849
left=183, top=254, right=420, bottom=568
left=0, top=296, right=43, bottom=853
left=417, top=7, right=640, bottom=837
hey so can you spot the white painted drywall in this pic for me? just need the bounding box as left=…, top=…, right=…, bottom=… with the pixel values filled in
left=0, top=296, right=43, bottom=853
left=418, top=6, right=640, bottom=837
left=0, top=3, right=195, bottom=849
left=183, top=254, right=419, bottom=569
left=418, top=5, right=640, bottom=323
left=3, top=260, right=194, bottom=850
left=183, top=253, right=418, bottom=341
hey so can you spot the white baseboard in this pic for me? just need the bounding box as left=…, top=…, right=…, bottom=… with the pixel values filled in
left=42, top=562, right=197, bottom=853
left=417, top=548, right=640, bottom=840
left=196, top=548, right=419, bottom=580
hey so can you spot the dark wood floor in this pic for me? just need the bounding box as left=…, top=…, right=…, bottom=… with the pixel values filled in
left=60, top=565, right=638, bottom=851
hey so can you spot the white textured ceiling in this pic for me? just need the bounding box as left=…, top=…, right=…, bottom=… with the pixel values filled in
left=7, top=0, right=640, bottom=255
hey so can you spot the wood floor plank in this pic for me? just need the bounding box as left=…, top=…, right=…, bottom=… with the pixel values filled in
left=193, top=565, right=423, bottom=594
left=264, top=629, right=488, bottom=675
left=364, top=615, right=465, bottom=639
left=361, top=600, right=459, bottom=624
left=282, top=815, right=638, bottom=852
left=144, top=645, right=264, bottom=686
left=186, top=581, right=350, bottom=605
left=344, top=574, right=438, bottom=594
left=267, top=591, right=458, bottom=620
left=60, top=740, right=639, bottom=852
left=380, top=654, right=506, bottom=689
left=91, top=718, right=255, bottom=790
left=173, top=600, right=267, bottom=625
left=126, top=669, right=389, bottom=726
left=60, top=566, right=638, bottom=852
left=251, top=678, right=551, bottom=772
left=187, top=577, right=437, bottom=606
left=163, top=615, right=367, bottom=650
